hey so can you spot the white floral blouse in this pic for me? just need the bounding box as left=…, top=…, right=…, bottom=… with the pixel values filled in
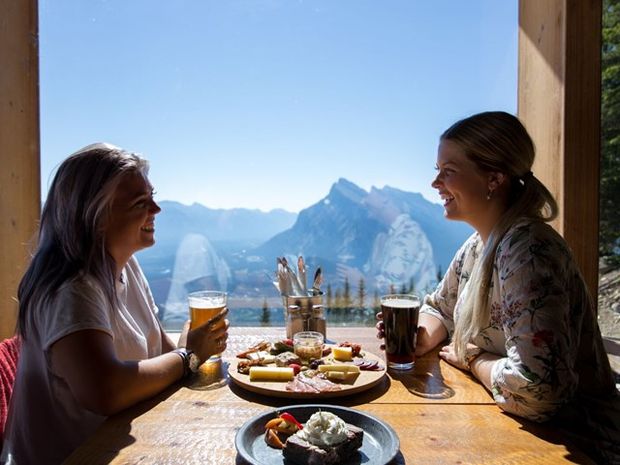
left=421, top=220, right=617, bottom=423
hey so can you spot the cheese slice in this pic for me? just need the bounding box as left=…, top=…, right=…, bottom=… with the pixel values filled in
left=325, top=370, right=360, bottom=383
left=249, top=366, right=294, bottom=382
left=318, top=364, right=360, bottom=374
left=332, top=346, right=353, bottom=361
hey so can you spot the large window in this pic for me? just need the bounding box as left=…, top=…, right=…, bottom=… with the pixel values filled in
left=39, top=0, right=518, bottom=329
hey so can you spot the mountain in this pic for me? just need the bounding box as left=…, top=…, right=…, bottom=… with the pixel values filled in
left=151, top=201, right=297, bottom=252
left=255, top=179, right=382, bottom=270
left=368, top=185, right=472, bottom=274
left=253, top=178, right=472, bottom=292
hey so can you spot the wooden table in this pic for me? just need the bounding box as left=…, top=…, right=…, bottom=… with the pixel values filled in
left=65, top=327, right=594, bottom=464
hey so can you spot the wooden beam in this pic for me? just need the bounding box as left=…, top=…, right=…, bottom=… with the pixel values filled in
left=518, top=0, right=601, bottom=302
left=0, top=0, right=40, bottom=339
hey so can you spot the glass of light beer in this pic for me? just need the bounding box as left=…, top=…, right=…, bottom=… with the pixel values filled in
left=381, top=294, right=420, bottom=370
left=188, top=290, right=227, bottom=363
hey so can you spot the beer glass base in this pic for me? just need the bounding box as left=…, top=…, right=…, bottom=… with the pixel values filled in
left=387, top=361, right=415, bottom=370
left=188, top=359, right=228, bottom=390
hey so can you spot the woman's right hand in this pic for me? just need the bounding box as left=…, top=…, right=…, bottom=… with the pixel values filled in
left=376, top=311, right=448, bottom=357
left=184, top=308, right=230, bottom=363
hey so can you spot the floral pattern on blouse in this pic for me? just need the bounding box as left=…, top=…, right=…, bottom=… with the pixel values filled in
left=421, top=221, right=616, bottom=423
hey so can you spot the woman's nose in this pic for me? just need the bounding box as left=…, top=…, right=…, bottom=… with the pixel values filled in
left=150, top=200, right=161, bottom=214
left=431, top=174, right=441, bottom=189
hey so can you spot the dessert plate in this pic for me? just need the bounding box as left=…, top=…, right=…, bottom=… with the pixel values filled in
left=235, top=404, right=400, bottom=465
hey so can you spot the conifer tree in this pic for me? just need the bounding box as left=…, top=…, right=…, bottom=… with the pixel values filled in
left=357, top=277, right=366, bottom=310
left=326, top=283, right=333, bottom=309
left=334, top=288, right=342, bottom=309
left=260, top=298, right=270, bottom=326
left=343, top=276, right=352, bottom=310
left=372, top=290, right=380, bottom=312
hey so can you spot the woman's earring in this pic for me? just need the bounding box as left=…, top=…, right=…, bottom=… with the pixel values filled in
left=486, top=189, right=493, bottom=200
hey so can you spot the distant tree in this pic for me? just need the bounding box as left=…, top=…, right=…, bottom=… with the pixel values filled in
left=357, top=277, right=366, bottom=309
left=372, top=290, right=380, bottom=311
left=436, top=265, right=444, bottom=283
left=389, top=283, right=396, bottom=294
left=334, top=288, right=343, bottom=309
left=343, top=277, right=352, bottom=310
left=399, top=283, right=408, bottom=294
left=407, top=277, right=415, bottom=294
left=326, top=283, right=333, bottom=309
left=260, top=298, right=270, bottom=326
left=601, top=0, right=620, bottom=266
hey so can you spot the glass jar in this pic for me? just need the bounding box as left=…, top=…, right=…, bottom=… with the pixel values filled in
left=309, top=304, right=326, bottom=339
left=286, top=305, right=304, bottom=339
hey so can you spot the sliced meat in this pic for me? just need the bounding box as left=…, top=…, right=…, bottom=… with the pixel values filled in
left=286, top=376, right=320, bottom=393
left=297, top=373, right=342, bottom=393
left=285, top=373, right=342, bottom=393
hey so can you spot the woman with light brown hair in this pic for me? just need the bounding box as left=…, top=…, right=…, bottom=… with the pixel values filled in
left=1, top=143, right=229, bottom=464
left=378, top=111, right=618, bottom=463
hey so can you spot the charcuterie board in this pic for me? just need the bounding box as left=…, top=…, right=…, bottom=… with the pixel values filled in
left=228, top=344, right=386, bottom=399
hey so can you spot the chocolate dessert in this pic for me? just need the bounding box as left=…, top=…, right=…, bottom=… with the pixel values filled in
left=282, top=411, right=363, bottom=465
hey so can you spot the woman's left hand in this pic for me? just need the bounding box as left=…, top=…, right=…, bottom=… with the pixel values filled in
left=439, top=342, right=482, bottom=371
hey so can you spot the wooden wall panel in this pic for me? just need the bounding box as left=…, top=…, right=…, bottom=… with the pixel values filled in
left=0, top=0, right=40, bottom=339
left=518, top=0, right=601, bottom=302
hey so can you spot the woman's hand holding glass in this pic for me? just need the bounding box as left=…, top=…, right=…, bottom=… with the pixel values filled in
left=376, top=311, right=448, bottom=358
left=179, top=308, right=229, bottom=364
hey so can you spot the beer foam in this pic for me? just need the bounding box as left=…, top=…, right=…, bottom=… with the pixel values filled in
left=188, top=297, right=225, bottom=309
left=382, top=298, right=419, bottom=309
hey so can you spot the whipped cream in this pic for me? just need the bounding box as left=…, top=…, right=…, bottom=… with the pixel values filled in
left=295, top=411, right=348, bottom=447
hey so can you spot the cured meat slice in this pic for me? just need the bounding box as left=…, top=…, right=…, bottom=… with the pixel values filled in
left=286, top=376, right=319, bottom=393
left=285, top=373, right=342, bottom=393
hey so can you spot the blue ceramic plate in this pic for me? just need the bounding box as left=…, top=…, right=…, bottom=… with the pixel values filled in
left=235, top=404, right=400, bottom=465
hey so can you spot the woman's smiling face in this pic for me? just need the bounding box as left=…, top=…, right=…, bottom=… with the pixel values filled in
left=104, top=172, right=161, bottom=266
left=431, top=139, right=491, bottom=226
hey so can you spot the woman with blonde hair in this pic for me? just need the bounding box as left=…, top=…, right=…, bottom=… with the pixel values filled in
left=1, top=144, right=228, bottom=464
left=378, top=111, right=618, bottom=463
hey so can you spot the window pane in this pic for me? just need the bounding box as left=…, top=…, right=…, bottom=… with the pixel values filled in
left=39, top=0, right=518, bottom=329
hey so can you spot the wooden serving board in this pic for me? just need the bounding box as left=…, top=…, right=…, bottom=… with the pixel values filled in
left=228, top=347, right=386, bottom=399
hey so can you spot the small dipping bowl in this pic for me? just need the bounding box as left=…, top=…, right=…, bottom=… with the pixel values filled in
left=293, top=331, right=324, bottom=363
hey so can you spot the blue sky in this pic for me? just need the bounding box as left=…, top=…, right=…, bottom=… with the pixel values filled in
left=39, top=0, right=517, bottom=212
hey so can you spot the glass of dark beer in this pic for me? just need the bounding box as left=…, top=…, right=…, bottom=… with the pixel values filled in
left=381, top=294, right=420, bottom=370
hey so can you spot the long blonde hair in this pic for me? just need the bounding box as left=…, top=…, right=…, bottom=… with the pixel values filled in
left=442, top=112, right=558, bottom=360
left=17, top=143, right=149, bottom=338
